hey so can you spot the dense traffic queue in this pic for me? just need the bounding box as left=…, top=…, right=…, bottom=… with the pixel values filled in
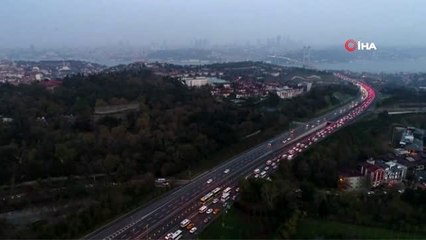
left=164, top=75, right=375, bottom=240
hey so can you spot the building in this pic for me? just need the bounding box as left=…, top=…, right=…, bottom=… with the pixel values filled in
left=396, top=156, right=426, bottom=174
left=415, top=170, right=426, bottom=190
left=181, top=77, right=209, bottom=87
left=276, top=87, right=304, bottom=99
left=399, top=127, right=424, bottom=153
left=1, top=116, right=13, bottom=123
left=394, top=148, right=409, bottom=156
left=338, top=169, right=366, bottom=191
left=375, top=160, right=407, bottom=186
left=361, top=159, right=385, bottom=187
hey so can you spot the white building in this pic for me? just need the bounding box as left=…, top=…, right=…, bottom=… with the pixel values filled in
left=276, top=87, right=304, bottom=99
left=182, top=77, right=209, bottom=87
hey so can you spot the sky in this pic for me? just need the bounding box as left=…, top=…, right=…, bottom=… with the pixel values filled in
left=1, top=0, right=425, bottom=49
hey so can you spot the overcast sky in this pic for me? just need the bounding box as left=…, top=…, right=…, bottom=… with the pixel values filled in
left=1, top=0, right=425, bottom=49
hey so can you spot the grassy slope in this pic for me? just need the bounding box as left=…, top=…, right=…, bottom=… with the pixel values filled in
left=198, top=208, right=274, bottom=239
left=294, top=218, right=426, bottom=239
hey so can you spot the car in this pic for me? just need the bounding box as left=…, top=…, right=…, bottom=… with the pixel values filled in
left=235, top=187, right=240, bottom=192
left=207, top=179, right=213, bottom=184
left=213, top=198, right=219, bottom=203
left=224, top=169, right=230, bottom=174
left=180, top=219, right=190, bottom=228
left=190, top=227, right=197, bottom=234
left=186, top=223, right=195, bottom=230
left=206, top=208, right=213, bottom=214
left=273, top=165, right=277, bottom=169
left=254, top=174, right=259, bottom=178
left=264, top=166, right=269, bottom=171
left=165, top=233, right=173, bottom=240
left=203, top=217, right=210, bottom=224
left=199, top=205, right=207, bottom=213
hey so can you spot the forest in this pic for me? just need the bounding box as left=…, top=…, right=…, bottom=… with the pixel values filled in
left=227, top=113, right=426, bottom=239
left=0, top=67, right=357, bottom=238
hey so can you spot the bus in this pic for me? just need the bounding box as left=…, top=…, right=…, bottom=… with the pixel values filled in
left=212, top=187, right=221, bottom=194
left=200, top=192, right=214, bottom=202
left=223, top=187, right=232, bottom=195
left=169, top=230, right=183, bottom=240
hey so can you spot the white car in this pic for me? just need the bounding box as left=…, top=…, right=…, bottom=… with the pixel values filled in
left=264, top=166, right=269, bottom=171
left=224, top=169, right=230, bottom=174
left=190, top=227, right=197, bottom=234
left=206, top=208, right=213, bottom=214
left=213, top=198, right=219, bottom=204
left=207, top=179, right=213, bottom=184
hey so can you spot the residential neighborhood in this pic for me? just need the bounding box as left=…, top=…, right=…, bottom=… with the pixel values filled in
left=0, top=60, right=105, bottom=85
left=339, top=126, right=426, bottom=191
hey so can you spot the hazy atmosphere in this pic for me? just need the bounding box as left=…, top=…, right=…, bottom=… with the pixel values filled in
left=2, top=1, right=426, bottom=239
left=2, top=0, right=425, bottom=49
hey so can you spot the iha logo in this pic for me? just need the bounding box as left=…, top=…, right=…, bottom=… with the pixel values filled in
left=344, top=39, right=377, bottom=52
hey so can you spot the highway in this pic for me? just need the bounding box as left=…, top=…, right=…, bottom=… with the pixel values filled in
left=85, top=74, right=375, bottom=240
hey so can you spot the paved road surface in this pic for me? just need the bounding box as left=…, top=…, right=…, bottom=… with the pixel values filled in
left=85, top=75, right=374, bottom=240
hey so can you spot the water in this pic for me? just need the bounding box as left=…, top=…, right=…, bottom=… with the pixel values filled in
left=316, top=57, right=426, bottom=73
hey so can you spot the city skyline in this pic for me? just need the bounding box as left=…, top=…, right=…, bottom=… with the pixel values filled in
left=1, top=0, right=426, bottom=49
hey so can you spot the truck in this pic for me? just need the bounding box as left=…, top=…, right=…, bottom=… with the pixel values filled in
left=165, top=230, right=183, bottom=240
left=221, top=192, right=230, bottom=202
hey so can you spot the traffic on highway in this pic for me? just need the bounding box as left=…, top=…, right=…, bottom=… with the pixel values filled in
left=86, top=74, right=375, bottom=240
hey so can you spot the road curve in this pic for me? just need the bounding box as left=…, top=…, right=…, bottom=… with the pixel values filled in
left=85, top=74, right=375, bottom=240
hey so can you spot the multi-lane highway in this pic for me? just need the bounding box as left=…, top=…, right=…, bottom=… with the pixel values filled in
left=86, top=74, right=375, bottom=240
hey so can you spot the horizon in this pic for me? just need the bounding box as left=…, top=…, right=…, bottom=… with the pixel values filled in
left=2, top=0, right=426, bottom=49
